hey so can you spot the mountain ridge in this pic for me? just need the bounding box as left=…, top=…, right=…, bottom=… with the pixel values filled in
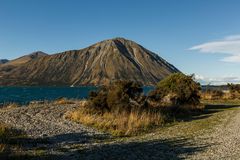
left=0, top=38, right=179, bottom=86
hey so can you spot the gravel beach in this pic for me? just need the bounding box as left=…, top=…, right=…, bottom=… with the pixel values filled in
left=0, top=103, right=240, bottom=159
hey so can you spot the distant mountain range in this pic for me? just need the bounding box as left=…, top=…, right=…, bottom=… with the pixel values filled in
left=0, top=59, right=9, bottom=64
left=0, top=38, right=179, bottom=86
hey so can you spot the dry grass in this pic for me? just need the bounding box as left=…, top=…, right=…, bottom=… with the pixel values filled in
left=54, top=98, right=74, bottom=105
left=0, top=123, right=28, bottom=158
left=201, top=99, right=240, bottom=105
left=0, top=123, right=12, bottom=153
left=0, top=103, right=19, bottom=109
left=67, top=108, right=165, bottom=136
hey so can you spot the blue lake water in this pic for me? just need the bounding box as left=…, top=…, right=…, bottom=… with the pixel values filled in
left=0, top=87, right=154, bottom=105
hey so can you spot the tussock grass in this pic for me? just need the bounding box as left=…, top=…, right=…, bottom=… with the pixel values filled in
left=54, top=98, right=75, bottom=105
left=0, top=123, right=27, bottom=158
left=0, top=123, right=16, bottom=154
left=0, top=124, right=9, bottom=152
left=0, top=103, right=19, bottom=109
left=68, top=108, right=165, bottom=136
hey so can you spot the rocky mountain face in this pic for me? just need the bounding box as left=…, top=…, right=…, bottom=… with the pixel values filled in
left=0, top=38, right=179, bottom=86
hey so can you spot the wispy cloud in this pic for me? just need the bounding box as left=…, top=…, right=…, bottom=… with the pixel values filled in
left=189, top=35, right=240, bottom=62
left=195, top=74, right=240, bottom=85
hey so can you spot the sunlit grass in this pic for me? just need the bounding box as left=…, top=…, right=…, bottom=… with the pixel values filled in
left=67, top=107, right=165, bottom=136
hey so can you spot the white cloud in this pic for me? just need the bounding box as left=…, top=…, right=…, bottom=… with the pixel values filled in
left=189, top=35, right=240, bottom=62
left=195, top=74, right=240, bottom=85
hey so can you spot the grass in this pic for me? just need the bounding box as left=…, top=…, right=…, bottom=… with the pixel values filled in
left=67, top=108, right=165, bottom=136
left=201, top=99, right=240, bottom=105
left=0, top=123, right=51, bottom=159
left=0, top=123, right=20, bottom=157
left=0, top=123, right=32, bottom=159
left=69, top=102, right=240, bottom=156
left=54, top=98, right=75, bottom=105
left=67, top=98, right=238, bottom=138
left=0, top=103, right=19, bottom=109
left=0, top=124, right=9, bottom=153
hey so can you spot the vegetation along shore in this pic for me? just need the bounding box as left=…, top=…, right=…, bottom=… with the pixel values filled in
left=1, top=73, right=240, bottom=159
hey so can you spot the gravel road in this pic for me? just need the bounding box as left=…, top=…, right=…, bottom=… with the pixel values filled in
left=186, top=106, right=240, bottom=160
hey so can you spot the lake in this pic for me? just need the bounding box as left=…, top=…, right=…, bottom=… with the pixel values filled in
left=0, top=86, right=154, bottom=105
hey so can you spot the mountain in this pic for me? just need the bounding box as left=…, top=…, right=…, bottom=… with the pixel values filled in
left=0, top=38, right=179, bottom=86
left=0, top=51, right=48, bottom=74
left=2, top=51, right=48, bottom=66
left=0, top=59, right=9, bottom=64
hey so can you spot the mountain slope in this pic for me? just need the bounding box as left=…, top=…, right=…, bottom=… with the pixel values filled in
left=0, top=51, right=48, bottom=75
left=2, top=51, right=48, bottom=66
left=0, top=38, right=179, bottom=86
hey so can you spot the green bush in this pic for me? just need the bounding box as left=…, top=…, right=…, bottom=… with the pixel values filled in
left=88, top=81, right=143, bottom=114
left=148, top=73, right=201, bottom=106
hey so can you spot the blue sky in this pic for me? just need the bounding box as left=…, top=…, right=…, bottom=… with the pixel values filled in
left=0, top=0, right=240, bottom=84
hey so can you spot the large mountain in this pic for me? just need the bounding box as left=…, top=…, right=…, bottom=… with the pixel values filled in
left=0, top=38, right=179, bottom=86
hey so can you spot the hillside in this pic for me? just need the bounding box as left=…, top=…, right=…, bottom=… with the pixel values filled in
left=0, top=38, right=179, bottom=86
left=0, top=51, right=48, bottom=75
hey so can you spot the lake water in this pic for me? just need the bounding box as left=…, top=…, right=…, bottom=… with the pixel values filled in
left=0, top=87, right=154, bottom=105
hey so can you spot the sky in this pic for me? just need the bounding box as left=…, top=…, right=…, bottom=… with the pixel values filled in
left=0, top=0, right=240, bottom=85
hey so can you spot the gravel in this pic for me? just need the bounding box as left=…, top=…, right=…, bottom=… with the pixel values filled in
left=0, top=103, right=108, bottom=159
left=0, top=103, right=240, bottom=159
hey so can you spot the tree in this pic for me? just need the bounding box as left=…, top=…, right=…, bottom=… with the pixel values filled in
left=88, top=81, right=143, bottom=114
left=148, top=73, right=201, bottom=106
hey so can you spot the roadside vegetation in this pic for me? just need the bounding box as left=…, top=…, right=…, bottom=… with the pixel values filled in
left=201, top=83, right=240, bottom=105
left=0, top=123, right=25, bottom=159
left=68, top=73, right=204, bottom=136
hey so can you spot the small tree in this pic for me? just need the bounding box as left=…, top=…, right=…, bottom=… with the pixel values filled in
left=107, top=81, right=143, bottom=113
left=148, top=73, right=201, bottom=106
left=88, top=81, right=143, bottom=114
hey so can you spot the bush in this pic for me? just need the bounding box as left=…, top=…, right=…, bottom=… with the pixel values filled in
left=69, top=77, right=203, bottom=136
left=227, top=83, right=240, bottom=99
left=201, top=89, right=224, bottom=100
left=228, top=83, right=240, bottom=93
left=88, top=81, right=143, bottom=114
left=68, top=81, right=166, bottom=136
left=148, top=73, right=201, bottom=107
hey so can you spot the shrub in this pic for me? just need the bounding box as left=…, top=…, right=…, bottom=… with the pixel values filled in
left=69, top=77, right=203, bottom=136
left=88, top=81, right=143, bottom=114
left=148, top=73, right=201, bottom=107
left=227, top=83, right=240, bottom=99
left=201, top=89, right=224, bottom=100
left=68, top=81, right=166, bottom=136
left=0, top=124, right=17, bottom=153
left=228, top=83, right=240, bottom=93
left=0, top=124, right=26, bottom=158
